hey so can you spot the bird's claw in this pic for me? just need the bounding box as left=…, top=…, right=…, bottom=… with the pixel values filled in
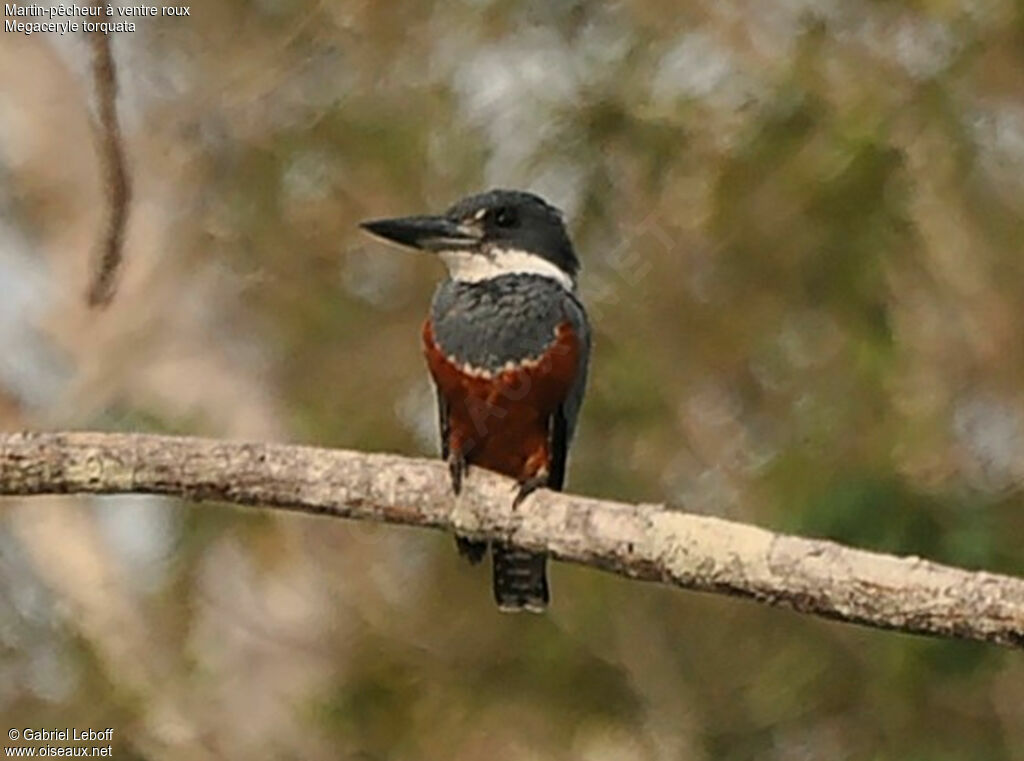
left=512, top=475, right=547, bottom=510
left=448, top=452, right=468, bottom=495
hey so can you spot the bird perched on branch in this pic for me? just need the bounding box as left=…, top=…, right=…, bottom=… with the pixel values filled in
left=361, top=190, right=591, bottom=612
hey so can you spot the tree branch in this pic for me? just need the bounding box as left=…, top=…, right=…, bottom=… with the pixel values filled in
left=86, top=16, right=131, bottom=308
left=1, top=431, right=1021, bottom=648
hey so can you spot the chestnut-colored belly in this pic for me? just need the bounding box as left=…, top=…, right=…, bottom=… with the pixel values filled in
left=423, top=319, right=580, bottom=482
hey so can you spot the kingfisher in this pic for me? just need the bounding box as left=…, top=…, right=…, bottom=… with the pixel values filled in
left=360, top=189, right=591, bottom=612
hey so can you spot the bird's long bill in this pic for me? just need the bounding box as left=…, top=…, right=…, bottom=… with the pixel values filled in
left=359, top=214, right=480, bottom=252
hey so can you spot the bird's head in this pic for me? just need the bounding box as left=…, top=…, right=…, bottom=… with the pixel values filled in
left=360, top=189, right=579, bottom=290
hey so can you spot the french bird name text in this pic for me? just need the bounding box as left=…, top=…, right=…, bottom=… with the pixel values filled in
left=4, top=4, right=190, bottom=22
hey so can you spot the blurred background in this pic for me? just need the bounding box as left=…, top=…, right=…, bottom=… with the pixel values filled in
left=2, top=1, right=1024, bottom=758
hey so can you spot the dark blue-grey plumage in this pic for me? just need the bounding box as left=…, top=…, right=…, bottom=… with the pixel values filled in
left=430, top=274, right=589, bottom=375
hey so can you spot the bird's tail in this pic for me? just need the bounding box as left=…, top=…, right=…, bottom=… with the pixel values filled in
left=492, top=543, right=548, bottom=613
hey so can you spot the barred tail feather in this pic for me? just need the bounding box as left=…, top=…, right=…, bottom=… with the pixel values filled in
left=492, top=543, right=548, bottom=613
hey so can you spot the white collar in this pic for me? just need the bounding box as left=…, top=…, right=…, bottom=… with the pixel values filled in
left=438, top=247, right=574, bottom=291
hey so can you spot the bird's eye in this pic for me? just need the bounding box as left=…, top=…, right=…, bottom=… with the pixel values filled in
left=493, top=207, right=518, bottom=227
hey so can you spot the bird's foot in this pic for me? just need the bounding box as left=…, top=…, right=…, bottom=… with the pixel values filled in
left=455, top=535, right=487, bottom=564
left=448, top=451, right=468, bottom=495
left=512, top=472, right=548, bottom=510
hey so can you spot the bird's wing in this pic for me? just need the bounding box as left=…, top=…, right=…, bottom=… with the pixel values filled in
left=435, top=384, right=450, bottom=461
left=549, top=293, right=591, bottom=492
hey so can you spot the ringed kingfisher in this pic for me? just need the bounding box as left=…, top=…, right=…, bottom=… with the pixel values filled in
left=360, top=189, right=591, bottom=612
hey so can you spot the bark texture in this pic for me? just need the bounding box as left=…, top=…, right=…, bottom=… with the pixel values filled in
left=1, top=431, right=1022, bottom=648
